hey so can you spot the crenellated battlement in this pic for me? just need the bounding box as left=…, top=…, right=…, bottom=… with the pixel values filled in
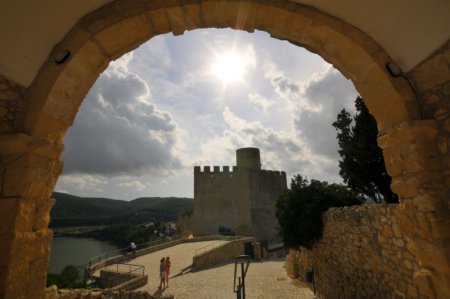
left=194, top=165, right=286, bottom=177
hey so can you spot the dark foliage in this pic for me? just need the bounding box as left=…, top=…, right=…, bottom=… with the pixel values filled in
left=332, top=97, right=399, bottom=203
left=47, top=265, right=85, bottom=288
left=276, top=175, right=363, bottom=249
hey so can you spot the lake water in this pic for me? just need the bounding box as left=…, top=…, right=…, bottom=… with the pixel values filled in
left=48, top=236, right=119, bottom=274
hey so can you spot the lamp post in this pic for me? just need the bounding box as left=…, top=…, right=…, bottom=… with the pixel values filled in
left=233, top=255, right=250, bottom=299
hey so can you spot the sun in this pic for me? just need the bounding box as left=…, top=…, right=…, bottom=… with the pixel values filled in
left=212, top=52, right=247, bottom=84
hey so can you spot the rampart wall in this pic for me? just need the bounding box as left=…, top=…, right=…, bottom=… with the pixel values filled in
left=193, top=237, right=258, bottom=270
left=286, top=204, right=421, bottom=299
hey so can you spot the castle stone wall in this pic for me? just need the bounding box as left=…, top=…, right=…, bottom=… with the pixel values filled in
left=192, top=161, right=287, bottom=243
left=286, top=204, right=421, bottom=299
left=193, top=166, right=253, bottom=235
left=249, top=170, right=287, bottom=243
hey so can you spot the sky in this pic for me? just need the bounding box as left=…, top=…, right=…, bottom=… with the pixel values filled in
left=54, top=29, right=358, bottom=200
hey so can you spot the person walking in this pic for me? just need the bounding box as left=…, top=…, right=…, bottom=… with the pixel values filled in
left=165, top=256, right=171, bottom=287
left=130, top=242, right=137, bottom=258
left=158, top=257, right=166, bottom=289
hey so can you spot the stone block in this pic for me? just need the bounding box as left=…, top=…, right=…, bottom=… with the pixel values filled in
left=0, top=234, right=13, bottom=267
left=0, top=197, right=53, bottom=236
left=255, top=5, right=288, bottom=35
left=224, top=1, right=257, bottom=32
left=94, top=13, right=153, bottom=59
left=45, top=285, right=58, bottom=299
left=202, top=0, right=229, bottom=28
left=182, top=2, right=202, bottom=30
left=0, top=199, right=20, bottom=234
left=21, top=110, right=69, bottom=143
left=166, top=5, right=186, bottom=36
left=3, top=165, right=59, bottom=200
left=412, top=53, right=450, bottom=91
left=147, top=8, right=171, bottom=34
left=42, top=40, right=109, bottom=125
left=1, top=151, right=60, bottom=170
left=428, top=216, right=450, bottom=239
left=0, top=134, right=63, bottom=160
left=413, top=269, right=435, bottom=298
left=8, top=230, right=53, bottom=266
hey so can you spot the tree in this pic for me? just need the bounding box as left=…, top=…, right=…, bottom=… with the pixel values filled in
left=332, top=97, right=399, bottom=203
left=276, top=175, right=363, bottom=249
left=47, top=265, right=85, bottom=288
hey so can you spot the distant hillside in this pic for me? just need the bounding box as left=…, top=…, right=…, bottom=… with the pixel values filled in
left=50, top=192, right=193, bottom=227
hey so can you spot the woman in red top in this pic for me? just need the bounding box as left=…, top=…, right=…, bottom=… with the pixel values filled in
left=165, top=256, right=171, bottom=287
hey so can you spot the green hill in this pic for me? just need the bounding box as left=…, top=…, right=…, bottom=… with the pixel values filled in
left=50, top=192, right=193, bottom=227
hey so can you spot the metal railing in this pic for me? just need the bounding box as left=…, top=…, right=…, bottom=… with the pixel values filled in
left=76, top=264, right=97, bottom=287
left=99, top=263, right=145, bottom=289
left=88, top=237, right=177, bottom=267
left=87, top=233, right=251, bottom=272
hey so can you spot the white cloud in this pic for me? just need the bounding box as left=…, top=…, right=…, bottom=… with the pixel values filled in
left=118, top=181, right=147, bottom=191
left=57, top=174, right=107, bottom=191
left=61, top=53, right=183, bottom=177
left=247, top=93, right=273, bottom=112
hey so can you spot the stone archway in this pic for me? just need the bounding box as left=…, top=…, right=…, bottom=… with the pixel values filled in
left=0, top=0, right=448, bottom=298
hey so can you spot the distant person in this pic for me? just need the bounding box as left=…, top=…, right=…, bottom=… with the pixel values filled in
left=165, top=256, right=171, bottom=287
left=158, top=257, right=166, bottom=289
left=130, top=242, right=137, bottom=258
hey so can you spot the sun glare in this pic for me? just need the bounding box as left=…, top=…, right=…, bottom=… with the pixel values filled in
left=212, top=52, right=247, bottom=84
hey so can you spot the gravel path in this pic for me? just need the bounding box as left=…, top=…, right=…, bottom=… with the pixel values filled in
left=131, top=241, right=315, bottom=298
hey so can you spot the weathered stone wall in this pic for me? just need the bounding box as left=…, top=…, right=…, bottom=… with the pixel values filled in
left=286, top=204, right=421, bottom=299
left=0, top=75, right=23, bottom=134
left=176, top=211, right=194, bottom=233
left=249, top=169, right=287, bottom=243
left=193, top=166, right=253, bottom=235
left=97, top=270, right=147, bottom=290
left=47, top=286, right=173, bottom=299
left=394, top=40, right=450, bottom=297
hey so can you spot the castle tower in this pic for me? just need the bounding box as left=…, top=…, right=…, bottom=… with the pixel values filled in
left=179, top=148, right=287, bottom=244
left=236, top=147, right=261, bottom=170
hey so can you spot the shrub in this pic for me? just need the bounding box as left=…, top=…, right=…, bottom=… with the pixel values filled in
left=276, top=175, right=363, bottom=249
left=47, top=264, right=85, bottom=289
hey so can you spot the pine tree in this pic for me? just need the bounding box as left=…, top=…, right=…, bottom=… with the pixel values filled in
left=332, top=97, right=398, bottom=203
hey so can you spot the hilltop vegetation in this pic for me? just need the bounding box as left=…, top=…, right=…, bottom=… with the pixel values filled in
left=50, top=192, right=194, bottom=227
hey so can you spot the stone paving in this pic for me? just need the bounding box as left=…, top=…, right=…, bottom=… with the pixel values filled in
left=131, top=240, right=315, bottom=298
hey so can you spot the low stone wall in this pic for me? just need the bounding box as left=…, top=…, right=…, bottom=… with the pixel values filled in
left=47, top=287, right=173, bottom=299
left=193, top=237, right=257, bottom=270
left=97, top=270, right=147, bottom=290
left=111, top=275, right=148, bottom=291
left=286, top=204, right=421, bottom=299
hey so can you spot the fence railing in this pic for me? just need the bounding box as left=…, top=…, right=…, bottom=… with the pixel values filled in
left=86, top=234, right=253, bottom=273
left=88, top=237, right=177, bottom=267
left=99, top=263, right=145, bottom=289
